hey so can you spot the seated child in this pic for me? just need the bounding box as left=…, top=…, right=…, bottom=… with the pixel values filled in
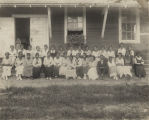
left=54, top=54, right=61, bottom=78
left=59, top=54, right=67, bottom=77
left=32, top=53, right=42, bottom=79
left=15, top=51, right=24, bottom=80
left=134, top=52, right=146, bottom=78
left=1, top=52, right=12, bottom=80
left=97, top=55, right=108, bottom=79
left=75, top=54, right=83, bottom=79
left=66, top=56, right=77, bottom=79
left=82, top=54, right=89, bottom=79
left=124, top=53, right=133, bottom=78
left=117, top=43, right=126, bottom=57
left=116, top=53, right=124, bottom=78
left=87, top=56, right=99, bottom=80
left=23, top=53, right=33, bottom=78
left=50, top=46, right=57, bottom=58
left=92, top=46, right=99, bottom=58
left=108, top=57, right=118, bottom=80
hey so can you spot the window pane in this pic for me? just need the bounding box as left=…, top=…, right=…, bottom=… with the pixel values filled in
left=122, top=32, right=127, bottom=40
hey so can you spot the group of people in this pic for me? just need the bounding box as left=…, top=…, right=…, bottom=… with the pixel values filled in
left=1, top=43, right=146, bottom=80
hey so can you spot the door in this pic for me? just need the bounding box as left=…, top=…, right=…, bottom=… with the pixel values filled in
left=15, top=18, right=30, bottom=49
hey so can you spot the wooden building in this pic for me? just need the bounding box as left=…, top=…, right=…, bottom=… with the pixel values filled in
left=0, top=0, right=148, bottom=55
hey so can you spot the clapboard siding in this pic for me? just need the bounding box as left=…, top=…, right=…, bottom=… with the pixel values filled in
left=86, top=8, right=119, bottom=48
left=51, top=8, right=64, bottom=47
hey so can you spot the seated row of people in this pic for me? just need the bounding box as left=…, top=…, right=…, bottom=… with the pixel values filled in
left=1, top=45, right=146, bottom=80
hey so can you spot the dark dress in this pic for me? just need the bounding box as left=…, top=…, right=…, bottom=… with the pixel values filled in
left=97, top=59, right=108, bottom=77
left=134, top=56, right=146, bottom=77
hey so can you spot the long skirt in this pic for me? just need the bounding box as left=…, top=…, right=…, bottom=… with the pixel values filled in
left=97, top=67, right=107, bottom=76
left=76, top=66, right=84, bottom=78
left=87, top=67, right=99, bottom=80
left=44, top=66, right=54, bottom=78
left=123, top=66, right=132, bottom=77
left=23, top=65, right=33, bottom=77
left=134, top=64, right=146, bottom=77
left=116, top=66, right=124, bottom=78
left=83, top=66, right=88, bottom=75
left=54, top=66, right=59, bottom=77
left=109, top=66, right=117, bottom=78
left=2, top=66, right=12, bottom=77
left=66, top=68, right=77, bottom=79
left=59, top=66, right=67, bottom=76
left=16, top=65, right=24, bottom=76
left=33, top=67, right=41, bottom=79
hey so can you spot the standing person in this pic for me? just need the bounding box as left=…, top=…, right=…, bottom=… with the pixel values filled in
left=72, top=47, right=79, bottom=57
left=92, top=46, right=99, bottom=58
left=84, top=46, right=92, bottom=57
left=87, top=56, right=99, bottom=80
left=9, top=45, right=17, bottom=66
left=75, top=54, right=83, bottom=79
left=35, top=46, right=42, bottom=58
left=66, top=56, right=77, bottom=79
left=108, top=57, right=118, bottom=80
left=32, top=53, right=42, bottom=79
left=50, top=46, right=57, bottom=58
left=23, top=53, right=33, bottom=78
left=42, top=44, right=49, bottom=58
left=97, top=55, right=108, bottom=80
left=67, top=47, right=73, bottom=57
left=15, top=51, right=24, bottom=80
left=107, top=46, right=115, bottom=58
left=117, top=43, right=126, bottom=57
left=116, top=53, right=125, bottom=79
left=25, top=45, right=34, bottom=59
left=43, top=51, right=54, bottom=80
left=134, top=52, right=146, bottom=78
left=1, top=52, right=12, bottom=80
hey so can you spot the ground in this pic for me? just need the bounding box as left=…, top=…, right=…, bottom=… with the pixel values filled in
left=0, top=77, right=149, bottom=120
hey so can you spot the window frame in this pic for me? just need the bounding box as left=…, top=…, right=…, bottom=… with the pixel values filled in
left=119, top=8, right=140, bottom=44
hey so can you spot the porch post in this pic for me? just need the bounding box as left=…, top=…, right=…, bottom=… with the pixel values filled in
left=101, top=7, right=108, bottom=39
left=64, top=7, right=68, bottom=44
left=118, top=8, right=122, bottom=43
left=48, top=7, right=52, bottom=46
left=83, top=7, right=87, bottom=44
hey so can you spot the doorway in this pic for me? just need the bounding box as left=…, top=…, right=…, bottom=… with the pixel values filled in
left=15, top=18, right=30, bottom=49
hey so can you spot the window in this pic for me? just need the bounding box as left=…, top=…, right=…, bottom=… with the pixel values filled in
left=67, top=17, right=83, bottom=31
left=119, top=9, right=140, bottom=43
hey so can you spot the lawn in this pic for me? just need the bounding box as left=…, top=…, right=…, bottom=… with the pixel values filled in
left=0, top=84, right=149, bottom=120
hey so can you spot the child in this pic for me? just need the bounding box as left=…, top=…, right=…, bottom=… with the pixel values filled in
left=9, top=45, right=17, bottom=65
left=82, top=54, right=89, bottom=80
left=124, top=52, right=133, bottom=78
left=107, top=46, right=115, bottom=58
left=32, top=53, right=42, bottom=79
left=66, top=56, right=77, bottom=79
left=1, top=52, right=12, bottom=80
left=15, top=51, right=24, bottom=80
left=54, top=54, right=61, bottom=78
left=35, top=46, right=42, bottom=58
left=59, top=54, right=67, bottom=77
left=72, top=47, right=79, bottom=57
left=75, top=54, right=83, bottom=79
left=134, top=52, right=146, bottom=78
left=116, top=53, right=124, bottom=78
left=97, top=55, right=108, bottom=80
left=42, top=44, right=49, bottom=58
left=50, top=46, right=57, bottom=58
left=25, top=45, right=33, bottom=59
left=67, top=47, right=73, bottom=56
left=108, top=57, right=118, bottom=80
left=84, top=46, right=92, bottom=57
left=43, top=51, right=54, bottom=80
left=92, top=46, right=99, bottom=58
left=23, top=53, right=33, bottom=78
left=87, top=56, right=99, bottom=80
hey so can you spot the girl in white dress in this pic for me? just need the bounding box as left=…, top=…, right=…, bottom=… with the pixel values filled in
left=87, top=56, right=99, bottom=80
left=116, top=53, right=124, bottom=78
left=9, top=45, right=17, bottom=66
left=1, top=52, right=12, bottom=80
left=59, top=54, right=67, bottom=77
left=15, top=51, right=24, bottom=80
left=108, top=57, right=118, bottom=80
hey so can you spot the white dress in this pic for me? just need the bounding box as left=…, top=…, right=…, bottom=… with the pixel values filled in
left=87, top=60, right=99, bottom=80
left=116, top=57, right=124, bottom=77
left=108, top=60, right=117, bottom=78
left=15, top=58, right=24, bottom=76
left=59, top=57, right=67, bottom=76
left=2, top=58, right=12, bottom=77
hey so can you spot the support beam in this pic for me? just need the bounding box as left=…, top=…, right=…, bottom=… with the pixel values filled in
left=64, top=7, right=68, bottom=44
left=83, top=7, right=87, bottom=44
left=101, top=7, right=108, bottom=39
left=47, top=7, right=52, bottom=46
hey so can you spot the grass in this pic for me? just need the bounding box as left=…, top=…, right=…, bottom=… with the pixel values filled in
left=0, top=85, right=149, bottom=120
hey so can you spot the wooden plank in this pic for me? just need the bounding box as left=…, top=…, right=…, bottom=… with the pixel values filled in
left=48, top=7, right=52, bottom=46
left=101, top=7, right=108, bottom=39
left=64, top=7, right=67, bottom=44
